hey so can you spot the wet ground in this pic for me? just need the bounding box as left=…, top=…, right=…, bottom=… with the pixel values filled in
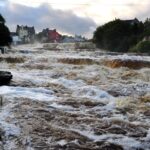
left=0, top=43, right=150, bottom=150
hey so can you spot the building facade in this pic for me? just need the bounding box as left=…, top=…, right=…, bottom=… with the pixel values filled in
left=16, top=25, right=35, bottom=43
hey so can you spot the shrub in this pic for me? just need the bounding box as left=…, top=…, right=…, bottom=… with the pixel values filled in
left=130, top=41, right=150, bottom=53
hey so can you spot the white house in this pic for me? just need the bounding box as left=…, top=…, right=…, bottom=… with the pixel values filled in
left=12, top=35, right=22, bottom=45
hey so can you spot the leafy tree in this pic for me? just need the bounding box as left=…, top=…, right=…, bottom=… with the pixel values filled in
left=0, top=14, right=12, bottom=47
left=0, top=14, right=5, bottom=23
left=93, top=19, right=144, bottom=52
left=143, top=18, right=150, bottom=37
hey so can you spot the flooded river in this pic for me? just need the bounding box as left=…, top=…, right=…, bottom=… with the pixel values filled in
left=0, top=43, right=150, bottom=150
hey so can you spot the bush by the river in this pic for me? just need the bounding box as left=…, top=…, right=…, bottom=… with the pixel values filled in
left=130, top=41, right=150, bottom=54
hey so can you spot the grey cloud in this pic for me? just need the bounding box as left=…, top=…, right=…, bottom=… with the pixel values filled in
left=124, top=2, right=150, bottom=21
left=135, top=8, right=150, bottom=21
left=0, top=3, right=96, bottom=37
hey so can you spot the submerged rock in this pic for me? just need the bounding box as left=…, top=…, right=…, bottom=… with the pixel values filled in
left=96, top=142, right=123, bottom=150
left=0, top=71, right=12, bottom=85
left=103, top=59, right=150, bottom=69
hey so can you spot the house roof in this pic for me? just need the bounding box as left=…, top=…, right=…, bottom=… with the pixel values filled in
left=121, top=18, right=139, bottom=25
left=16, top=25, right=35, bottom=34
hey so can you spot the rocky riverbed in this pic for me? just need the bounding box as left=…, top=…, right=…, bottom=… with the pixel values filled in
left=0, top=43, right=150, bottom=150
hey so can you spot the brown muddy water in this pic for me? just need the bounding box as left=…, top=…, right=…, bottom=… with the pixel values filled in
left=0, top=43, right=150, bottom=150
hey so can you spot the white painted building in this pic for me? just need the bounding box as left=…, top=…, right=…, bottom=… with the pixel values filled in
left=12, top=35, right=22, bottom=45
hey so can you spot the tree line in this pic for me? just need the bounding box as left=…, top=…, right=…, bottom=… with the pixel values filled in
left=93, top=18, right=150, bottom=53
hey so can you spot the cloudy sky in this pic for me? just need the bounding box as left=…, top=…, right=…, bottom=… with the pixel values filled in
left=0, top=0, right=150, bottom=38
